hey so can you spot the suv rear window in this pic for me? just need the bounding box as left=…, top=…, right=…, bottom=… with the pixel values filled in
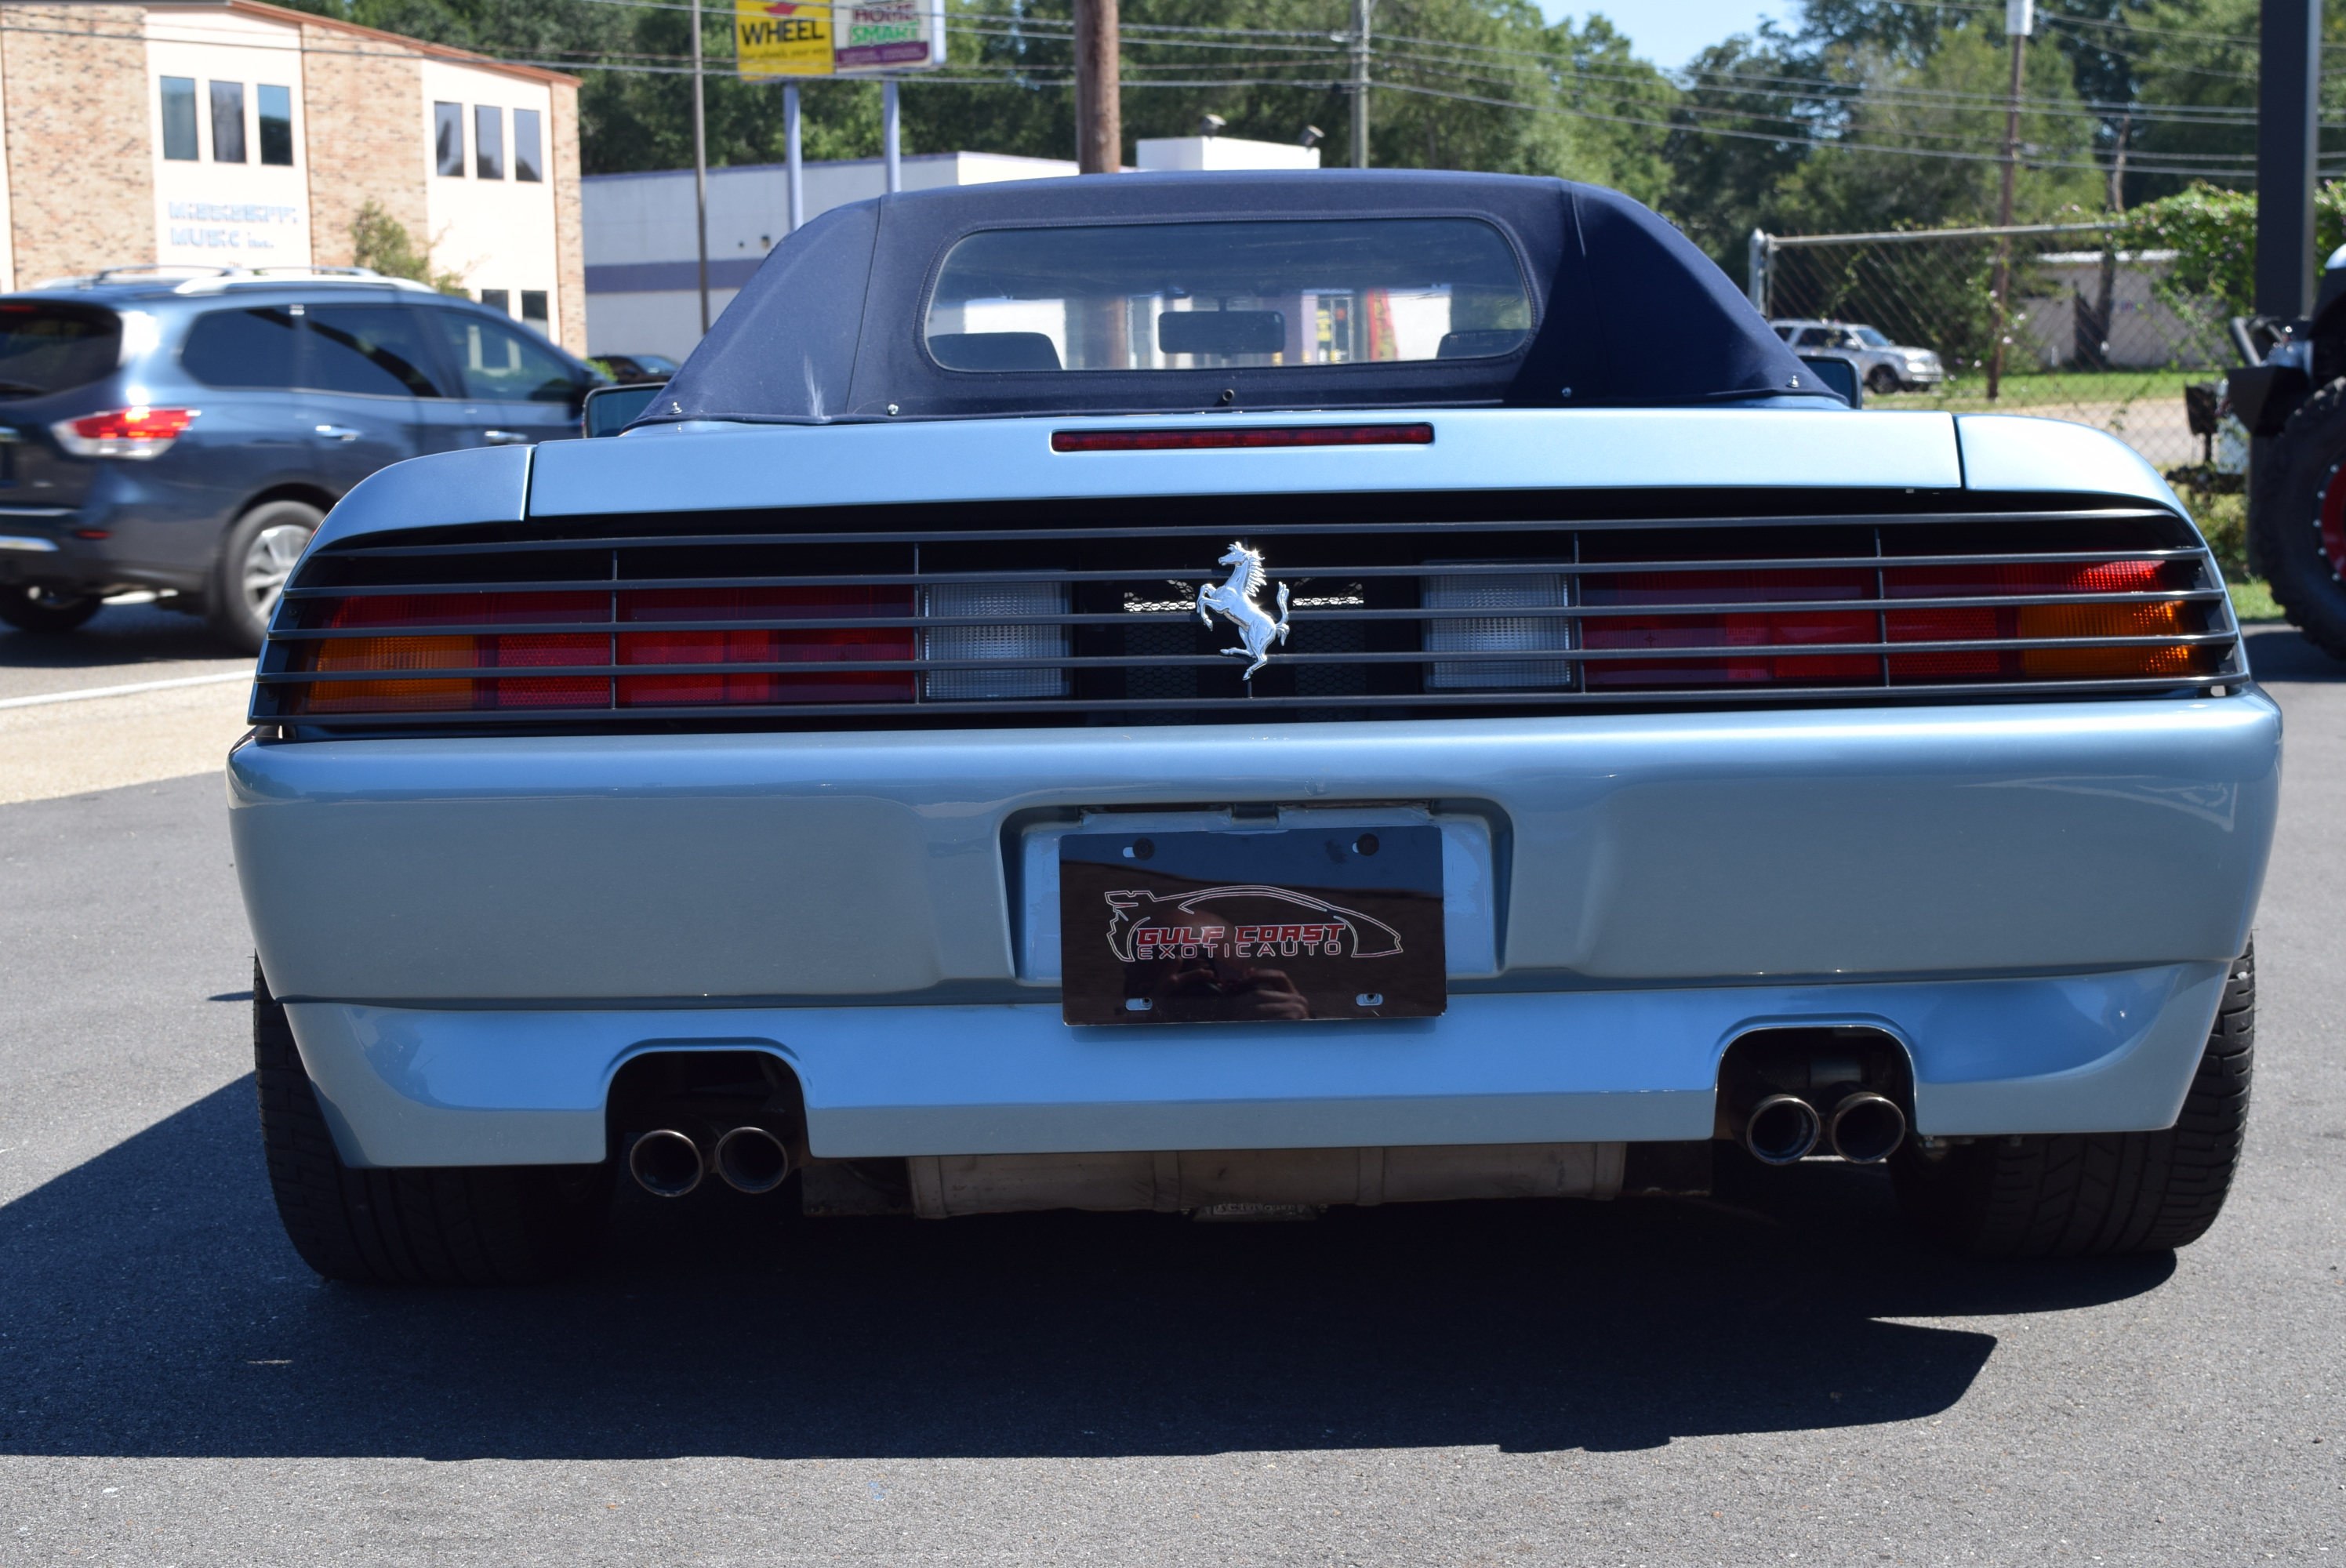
left=924, top=217, right=1532, bottom=372
left=0, top=303, right=118, bottom=397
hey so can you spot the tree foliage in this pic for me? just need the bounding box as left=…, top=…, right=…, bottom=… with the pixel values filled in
left=274, top=0, right=2346, bottom=288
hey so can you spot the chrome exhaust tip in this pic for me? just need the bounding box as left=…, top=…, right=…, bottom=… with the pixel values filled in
left=627, top=1129, right=705, bottom=1197
left=714, top=1126, right=793, bottom=1194
left=1827, top=1092, right=1908, bottom=1164
left=1742, top=1094, right=1822, bottom=1166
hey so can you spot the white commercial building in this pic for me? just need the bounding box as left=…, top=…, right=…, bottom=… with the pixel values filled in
left=584, top=136, right=1319, bottom=362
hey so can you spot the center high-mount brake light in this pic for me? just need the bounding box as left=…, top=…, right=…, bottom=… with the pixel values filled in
left=52, top=406, right=197, bottom=459
left=1051, top=423, right=1434, bottom=452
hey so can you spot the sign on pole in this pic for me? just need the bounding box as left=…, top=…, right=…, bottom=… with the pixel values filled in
left=736, top=0, right=834, bottom=77
left=735, top=0, right=945, bottom=77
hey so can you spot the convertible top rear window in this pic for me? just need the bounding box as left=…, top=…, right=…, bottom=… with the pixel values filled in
left=924, top=218, right=1532, bottom=373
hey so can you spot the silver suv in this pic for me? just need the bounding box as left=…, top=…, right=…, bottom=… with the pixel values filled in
left=1771, top=319, right=1945, bottom=394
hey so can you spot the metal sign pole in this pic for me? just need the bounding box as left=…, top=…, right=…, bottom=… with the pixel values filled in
left=884, top=78, right=901, bottom=193
left=1987, top=0, right=2030, bottom=401
left=692, top=0, right=710, bottom=335
left=785, top=83, right=804, bottom=232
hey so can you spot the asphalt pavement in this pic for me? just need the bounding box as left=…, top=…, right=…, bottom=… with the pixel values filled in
left=0, top=612, right=2337, bottom=1566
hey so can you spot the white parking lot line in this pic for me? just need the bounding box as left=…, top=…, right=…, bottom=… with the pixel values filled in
left=0, top=670, right=249, bottom=710
left=0, top=679, right=252, bottom=804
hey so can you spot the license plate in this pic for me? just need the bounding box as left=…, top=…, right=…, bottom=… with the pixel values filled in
left=1058, top=825, right=1447, bottom=1025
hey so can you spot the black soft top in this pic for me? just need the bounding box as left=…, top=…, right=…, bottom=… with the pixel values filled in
left=641, top=169, right=1816, bottom=426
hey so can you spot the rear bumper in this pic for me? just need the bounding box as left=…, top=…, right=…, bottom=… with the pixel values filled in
left=232, top=693, right=2279, bottom=1167
left=288, top=962, right=2230, bottom=1167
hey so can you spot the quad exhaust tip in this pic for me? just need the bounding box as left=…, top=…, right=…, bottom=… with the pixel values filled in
left=1742, top=1094, right=1821, bottom=1166
left=714, top=1126, right=793, bottom=1194
left=628, top=1128, right=705, bottom=1198
left=1827, top=1092, right=1908, bottom=1164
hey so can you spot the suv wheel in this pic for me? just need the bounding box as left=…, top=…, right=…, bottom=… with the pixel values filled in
left=253, top=960, right=612, bottom=1286
left=1865, top=365, right=1901, bottom=395
left=209, top=499, right=322, bottom=653
left=0, top=583, right=105, bottom=633
left=2250, top=378, right=2346, bottom=657
left=1890, top=945, right=2255, bottom=1257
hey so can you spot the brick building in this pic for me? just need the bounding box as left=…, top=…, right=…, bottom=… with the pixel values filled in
left=0, top=1, right=585, bottom=351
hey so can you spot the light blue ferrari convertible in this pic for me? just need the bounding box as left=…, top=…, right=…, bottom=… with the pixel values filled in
left=231, top=170, right=2274, bottom=1283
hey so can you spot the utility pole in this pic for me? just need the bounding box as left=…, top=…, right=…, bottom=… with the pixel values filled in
left=1986, top=0, right=2029, bottom=401
left=1349, top=0, right=1372, bottom=169
left=884, top=78, right=902, bottom=192
left=1073, top=0, right=1120, bottom=174
left=691, top=0, right=709, bottom=335
left=2256, top=0, right=2321, bottom=319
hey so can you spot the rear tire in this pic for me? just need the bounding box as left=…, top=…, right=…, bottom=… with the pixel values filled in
left=253, top=960, right=611, bottom=1286
left=2250, top=379, right=2346, bottom=658
left=208, top=499, right=321, bottom=654
left=0, top=583, right=104, bottom=633
left=1890, top=944, right=2255, bottom=1258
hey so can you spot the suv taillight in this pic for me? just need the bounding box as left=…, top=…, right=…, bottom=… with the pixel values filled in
left=53, top=406, right=196, bottom=459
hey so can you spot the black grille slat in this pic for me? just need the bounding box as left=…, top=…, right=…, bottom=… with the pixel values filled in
left=263, top=590, right=2229, bottom=639
left=318, top=507, right=2181, bottom=558
left=247, top=674, right=2246, bottom=725
left=255, top=632, right=2242, bottom=683
left=256, top=497, right=2242, bottom=734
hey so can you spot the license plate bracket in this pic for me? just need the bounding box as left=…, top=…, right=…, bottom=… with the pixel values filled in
left=1057, top=825, right=1447, bottom=1025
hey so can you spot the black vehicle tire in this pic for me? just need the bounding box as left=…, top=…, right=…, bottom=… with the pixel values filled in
left=2251, top=378, right=2346, bottom=659
left=253, top=960, right=611, bottom=1286
left=1866, top=365, right=1901, bottom=396
left=208, top=499, right=322, bottom=654
left=0, top=583, right=105, bottom=633
left=1890, top=945, right=2254, bottom=1258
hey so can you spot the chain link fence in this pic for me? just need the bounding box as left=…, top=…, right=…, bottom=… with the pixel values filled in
left=1749, top=221, right=2252, bottom=579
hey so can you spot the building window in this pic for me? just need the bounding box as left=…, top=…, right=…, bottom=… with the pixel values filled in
left=160, top=77, right=198, bottom=161
left=478, top=289, right=510, bottom=315
left=474, top=106, right=503, bottom=180
left=257, top=83, right=293, bottom=167
left=434, top=102, right=463, bottom=176
left=513, top=109, right=543, bottom=183
left=520, top=290, right=548, bottom=329
left=210, top=81, right=245, bottom=163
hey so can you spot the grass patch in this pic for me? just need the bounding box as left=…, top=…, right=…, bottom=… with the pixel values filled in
left=1871, top=367, right=2219, bottom=412
left=2228, top=576, right=2285, bottom=623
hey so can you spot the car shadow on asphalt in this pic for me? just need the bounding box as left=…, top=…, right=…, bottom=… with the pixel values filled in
left=0, top=1079, right=2180, bottom=1462
left=0, top=602, right=242, bottom=671
left=2245, top=625, right=2344, bottom=682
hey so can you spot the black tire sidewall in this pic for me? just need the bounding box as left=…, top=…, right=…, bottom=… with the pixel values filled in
left=209, top=499, right=322, bottom=653
left=2252, top=379, right=2346, bottom=657
left=0, top=583, right=105, bottom=633
left=1866, top=365, right=1900, bottom=394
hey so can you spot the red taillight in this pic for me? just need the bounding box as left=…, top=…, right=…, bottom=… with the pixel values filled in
left=284, top=587, right=921, bottom=713
left=1563, top=557, right=2210, bottom=689
left=1580, top=568, right=1880, bottom=687
left=53, top=406, right=195, bottom=459
left=1051, top=423, right=1433, bottom=452
left=615, top=586, right=915, bottom=706
left=1885, top=560, right=2207, bottom=681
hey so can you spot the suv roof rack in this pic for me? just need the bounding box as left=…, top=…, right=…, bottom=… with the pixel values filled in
left=24, top=263, right=440, bottom=297
left=172, top=267, right=438, bottom=296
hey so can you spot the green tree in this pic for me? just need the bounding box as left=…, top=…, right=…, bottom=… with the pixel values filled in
left=348, top=199, right=474, bottom=293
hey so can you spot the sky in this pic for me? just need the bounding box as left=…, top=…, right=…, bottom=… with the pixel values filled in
left=1546, top=1, right=1805, bottom=67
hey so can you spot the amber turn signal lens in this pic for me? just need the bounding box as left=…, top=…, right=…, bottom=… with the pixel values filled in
left=2017, top=600, right=2203, bottom=679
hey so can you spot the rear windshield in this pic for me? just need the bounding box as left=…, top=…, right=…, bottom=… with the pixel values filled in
left=924, top=217, right=1532, bottom=373
left=0, top=303, right=118, bottom=397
